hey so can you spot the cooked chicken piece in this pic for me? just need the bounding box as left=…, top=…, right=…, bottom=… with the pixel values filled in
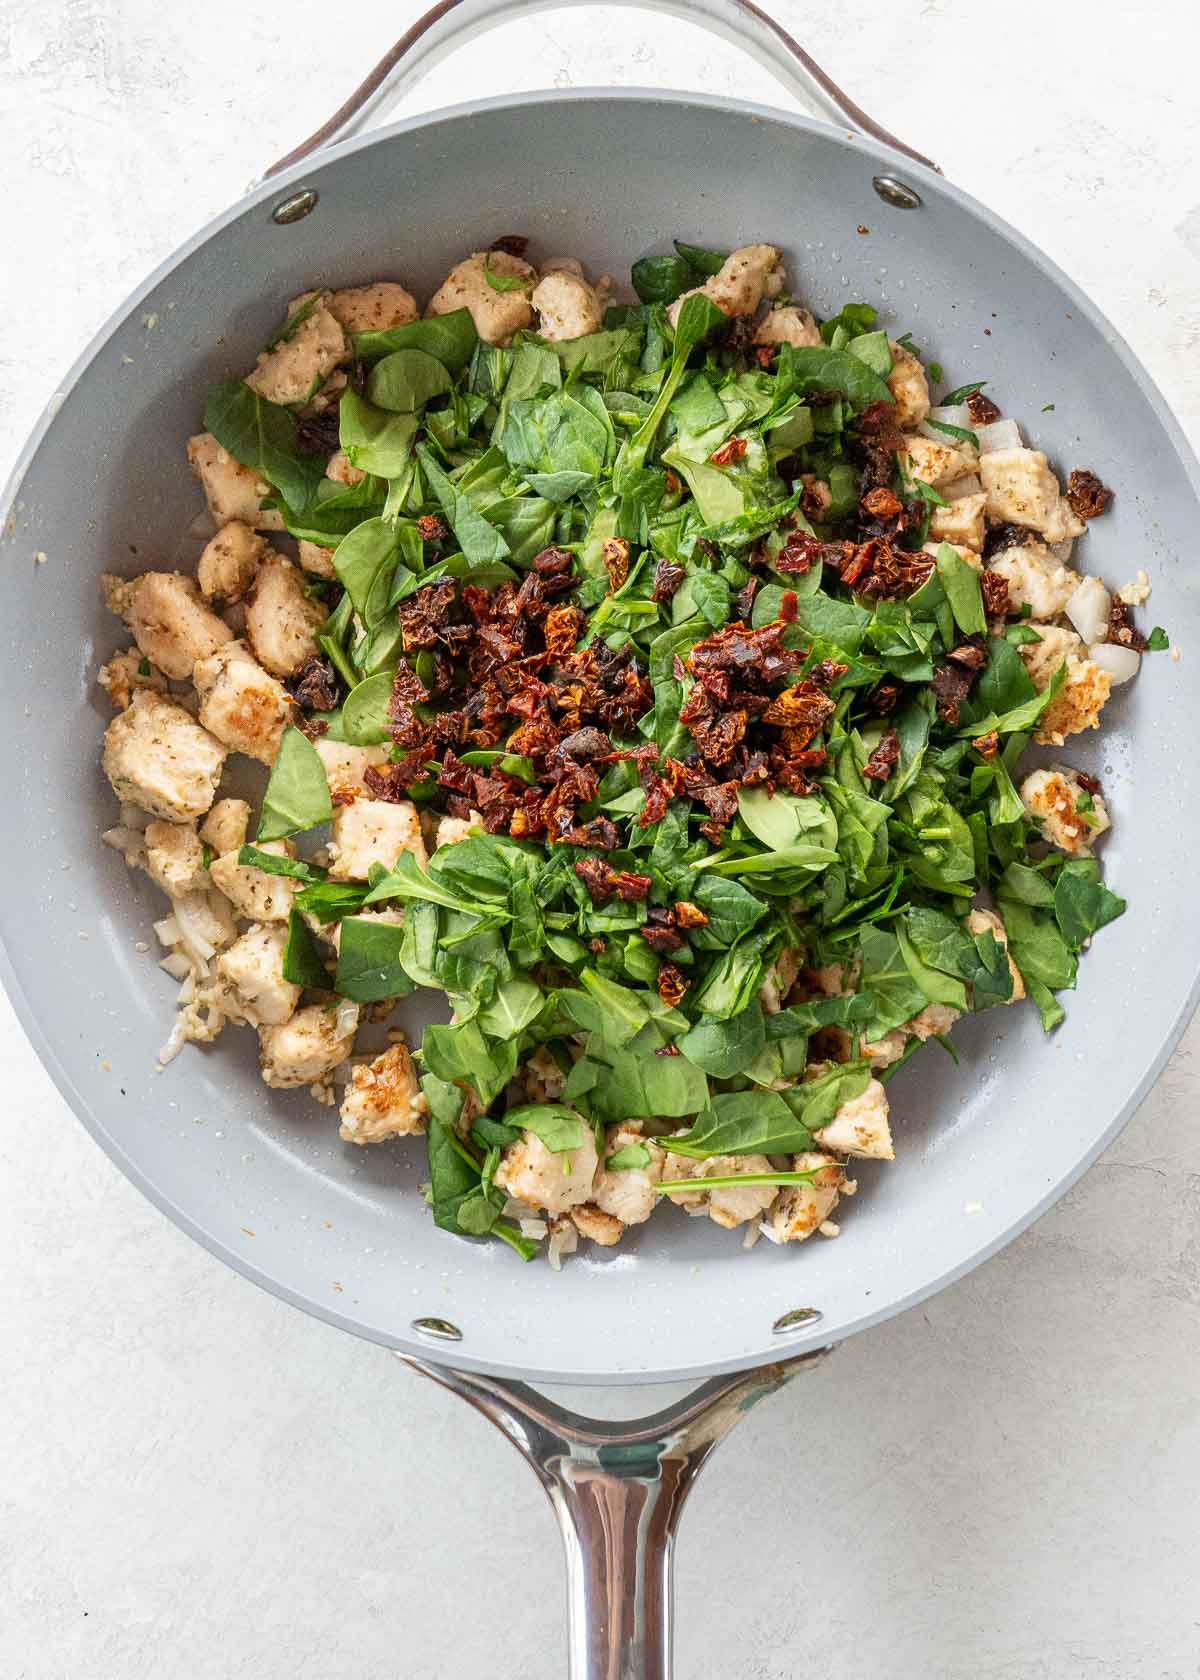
left=327, top=281, right=419, bottom=334
left=814, top=1078, right=894, bottom=1160
left=668, top=243, right=784, bottom=327
left=339, top=1042, right=428, bottom=1144
left=434, top=810, right=482, bottom=849
left=427, top=250, right=536, bottom=345
left=928, top=490, right=986, bottom=551
left=592, top=1123, right=665, bottom=1227
left=979, top=448, right=1086, bottom=545
left=259, top=1003, right=358, bottom=1088
left=209, top=839, right=299, bottom=921
left=102, top=691, right=227, bottom=822
left=314, top=739, right=391, bottom=800
left=193, top=640, right=291, bottom=764
left=886, top=342, right=930, bottom=427
left=144, top=819, right=208, bottom=898
left=216, top=922, right=302, bottom=1026
left=986, top=542, right=1078, bottom=618
left=906, top=1003, right=961, bottom=1040
left=116, top=571, right=233, bottom=680
left=197, top=520, right=268, bottom=603
left=1020, top=766, right=1110, bottom=854
left=569, top=1203, right=624, bottom=1245
left=244, top=553, right=325, bottom=677
left=902, top=433, right=976, bottom=487
left=1018, top=624, right=1112, bottom=744
left=966, top=907, right=1026, bottom=1002
left=494, top=1126, right=599, bottom=1215
left=328, top=798, right=427, bottom=880
left=325, top=450, right=365, bottom=488
left=297, top=539, right=336, bottom=579
left=97, top=646, right=166, bottom=710
left=531, top=263, right=607, bottom=341
left=245, top=300, right=348, bottom=406
left=759, top=946, right=800, bottom=1013
left=186, top=432, right=285, bottom=531
left=754, top=304, right=821, bottom=348
left=660, top=1148, right=777, bottom=1229
left=199, top=797, right=250, bottom=856
left=770, top=1153, right=844, bottom=1242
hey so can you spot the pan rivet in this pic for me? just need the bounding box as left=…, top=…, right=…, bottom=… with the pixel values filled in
left=772, top=1307, right=823, bottom=1335
left=412, top=1316, right=463, bottom=1342
left=272, top=188, right=319, bottom=225
left=871, top=175, right=923, bottom=210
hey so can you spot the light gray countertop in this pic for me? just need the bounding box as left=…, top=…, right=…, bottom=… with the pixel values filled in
left=2, top=3, right=1199, bottom=1675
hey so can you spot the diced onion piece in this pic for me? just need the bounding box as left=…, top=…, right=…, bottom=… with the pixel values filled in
left=173, top=896, right=219, bottom=964
left=158, top=951, right=192, bottom=980
left=1048, top=539, right=1074, bottom=565
left=153, top=915, right=180, bottom=948
left=941, top=474, right=982, bottom=501
left=976, top=418, right=1023, bottom=453
left=1065, top=576, right=1112, bottom=645
left=920, top=404, right=974, bottom=444
left=1089, top=642, right=1141, bottom=686
left=334, top=999, right=361, bottom=1040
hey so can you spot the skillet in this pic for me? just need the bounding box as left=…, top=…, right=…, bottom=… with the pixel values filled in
left=4, top=3, right=1198, bottom=1672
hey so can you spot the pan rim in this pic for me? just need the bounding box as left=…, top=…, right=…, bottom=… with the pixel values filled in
left=4, top=85, right=1199, bottom=1386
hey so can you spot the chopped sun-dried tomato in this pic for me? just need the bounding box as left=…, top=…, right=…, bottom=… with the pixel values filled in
left=862, top=728, right=901, bottom=781
left=290, top=654, right=340, bottom=713
left=1107, top=596, right=1146, bottom=651
left=980, top=570, right=1011, bottom=616
left=861, top=486, right=902, bottom=520
left=709, top=435, right=749, bottom=466
left=972, top=730, right=1000, bottom=761
left=416, top=513, right=451, bottom=543
left=656, top=961, right=689, bottom=1006
left=673, top=901, right=709, bottom=929
left=602, top=536, right=630, bottom=592
left=965, top=388, right=1001, bottom=425
left=1067, top=468, right=1113, bottom=520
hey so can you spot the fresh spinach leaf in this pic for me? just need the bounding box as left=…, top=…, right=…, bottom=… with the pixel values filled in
left=416, top=444, right=512, bottom=565
left=367, top=348, right=453, bottom=413
left=352, top=309, right=478, bottom=371
left=335, top=915, right=413, bottom=1001
left=203, top=378, right=326, bottom=512
left=257, top=727, right=334, bottom=841
left=281, top=907, right=332, bottom=990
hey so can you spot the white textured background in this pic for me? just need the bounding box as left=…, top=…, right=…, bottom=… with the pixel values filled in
left=3, top=4, right=1200, bottom=1677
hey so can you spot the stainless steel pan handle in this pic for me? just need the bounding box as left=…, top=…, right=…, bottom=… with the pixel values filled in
left=404, top=1349, right=830, bottom=1679
left=264, top=0, right=939, bottom=179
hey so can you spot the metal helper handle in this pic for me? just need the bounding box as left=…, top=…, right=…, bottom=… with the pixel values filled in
left=265, top=0, right=939, bottom=178
left=403, top=1348, right=830, bottom=1680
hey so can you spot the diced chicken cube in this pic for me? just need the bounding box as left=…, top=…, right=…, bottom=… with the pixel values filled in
left=259, top=1002, right=358, bottom=1089
left=886, top=342, right=930, bottom=427
left=592, top=1123, right=665, bottom=1227
left=569, top=1203, right=624, bottom=1246
left=328, top=798, right=426, bottom=880
left=327, top=281, right=419, bottom=334
left=660, top=1148, right=776, bottom=1229
left=905, top=1003, right=961, bottom=1041
left=1020, top=623, right=1082, bottom=688
left=339, top=1042, right=428, bottom=1144
left=326, top=450, right=365, bottom=487
left=435, top=810, right=482, bottom=849
left=186, top=433, right=284, bottom=531
left=314, top=739, right=390, bottom=800
left=532, top=265, right=605, bottom=342
left=902, top=433, right=975, bottom=487
left=103, top=691, right=227, bottom=822
left=97, top=646, right=166, bottom=710
left=209, top=839, right=298, bottom=921
left=769, top=1153, right=845, bottom=1242
left=494, top=1126, right=599, bottom=1215
left=200, top=798, right=250, bottom=856
left=193, top=640, right=291, bottom=764
left=216, top=922, right=302, bottom=1026
left=297, top=540, right=336, bottom=579
left=1018, top=625, right=1111, bottom=744
left=144, top=819, right=207, bottom=898
left=979, top=448, right=1086, bottom=545
left=668, top=243, right=784, bottom=327
left=245, top=302, right=348, bottom=406
left=754, top=304, right=821, bottom=348
left=244, top=553, right=325, bottom=677
left=986, top=542, right=1078, bottom=618
left=814, top=1078, right=894, bottom=1160
left=966, top=907, right=1026, bottom=1002
left=427, top=250, right=536, bottom=345
left=114, top=571, right=233, bottom=680
left=860, top=1029, right=908, bottom=1070
left=522, top=1045, right=567, bottom=1104
left=198, top=520, right=268, bottom=603
left=1020, top=766, right=1110, bottom=854
left=928, top=490, right=986, bottom=552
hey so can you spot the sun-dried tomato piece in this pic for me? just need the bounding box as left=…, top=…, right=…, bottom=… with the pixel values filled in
left=295, top=412, right=342, bottom=456
left=559, top=815, right=620, bottom=850
left=416, top=514, right=451, bottom=543
left=573, top=858, right=616, bottom=902
left=931, top=661, right=976, bottom=724
left=777, top=590, right=799, bottom=624
left=1107, top=596, right=1147, bottom=651
left=965, top=389, right=1001, bottom=425
left=947, top=636, right=987, bottom=671
left=809, top=658, right=848, bottom=689
left=867, top=677, right=903, bottom=716
left=542, top=604, right=584, bottom=661
left=760, top=680, right=836, bottom=745
left=862, top=728, right=901, bottom=781
left=558, top=726, right=611, bottom=761
left=972, top=730, right=1000, bottom=761
left=723, top=314, right=759, bottom=352
left=290, top=654, right=340, bottom=713
left=709, top=435, right=749, bottom=466
left=296, top=715, right=329, bottom=741
left=861, top=486, right=902, bottom=520
left=1066, top=468, right=1113, bottom=520
left=364, top=762, right=424, bottom=802
left=980, top=570, right=1011, bottom=616
left=1075, top=771, right=1102, bottom=794
left=389, top=661, right=429, bottom=705
left=640, top=916, right=684, bottom=954
left=656, top=961, right=689, bottom=1006
left=602, top=537, right=630, bottom=592
left=736, top=577, right=758, bottom=620
left=673, top=901, right=709, bottom=929
left=982, top=522, right=1039, bottom=558
left=532, top=544, right=575, bottom=577
left=664, top=468, right=683, bottom=494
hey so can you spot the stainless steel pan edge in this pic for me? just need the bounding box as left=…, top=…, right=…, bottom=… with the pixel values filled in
left=4, top=83, right=1198, bottom=1389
